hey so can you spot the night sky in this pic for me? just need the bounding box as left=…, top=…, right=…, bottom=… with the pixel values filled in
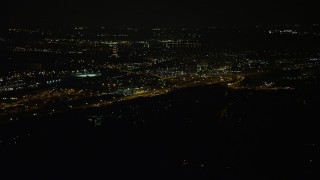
left=2, top=0, right=320, bottom=27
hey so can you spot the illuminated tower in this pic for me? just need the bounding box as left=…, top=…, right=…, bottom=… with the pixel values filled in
left=110, top=45, right=119, bottom=58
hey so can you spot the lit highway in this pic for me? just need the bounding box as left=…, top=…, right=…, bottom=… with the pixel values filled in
left=0, top=73, right=245, bottom=122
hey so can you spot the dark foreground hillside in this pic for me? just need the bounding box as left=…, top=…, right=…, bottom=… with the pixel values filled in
left=1, top=85, right=319, bottom=179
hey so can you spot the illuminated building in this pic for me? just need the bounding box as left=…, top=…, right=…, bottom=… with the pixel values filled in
left=197, top=61, right=208, bottom=73
left=110, top=45, right=119, bottom=58
left=72, top=70, right=102, bottom=78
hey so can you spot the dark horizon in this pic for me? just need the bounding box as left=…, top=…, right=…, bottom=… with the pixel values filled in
left=2, top=0, right=320, bottom=28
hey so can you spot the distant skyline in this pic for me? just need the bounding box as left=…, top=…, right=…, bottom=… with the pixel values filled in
left=2, top=0, right=320, bottom=27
